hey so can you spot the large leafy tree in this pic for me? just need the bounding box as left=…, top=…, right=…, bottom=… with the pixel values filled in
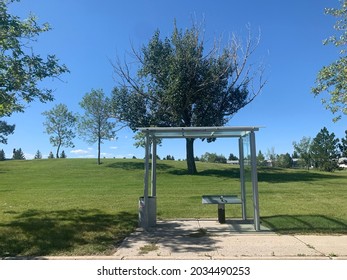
left=0, top=0, right=69, bottom=142
left=112, top=22, right=265, bottom=174
left=42, top=103, right=77, bottom=158
left=311, top=127, right=340, bottom=171
left=312, top=0, right=347, bottom=121
left=79, top=89, right=116, bottom=165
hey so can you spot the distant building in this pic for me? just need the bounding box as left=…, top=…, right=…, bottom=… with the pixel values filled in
left=338, top=157, right=347, bottom=169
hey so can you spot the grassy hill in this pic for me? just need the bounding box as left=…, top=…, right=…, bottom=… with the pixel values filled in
left=1, top=158, right=346, bottom=257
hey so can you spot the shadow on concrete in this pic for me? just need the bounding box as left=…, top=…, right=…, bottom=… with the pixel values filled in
left=118, top=221, right=220, bottom=254
left=117, top=219, right=271, bottom=256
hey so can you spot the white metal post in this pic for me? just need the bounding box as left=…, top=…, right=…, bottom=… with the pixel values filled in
left=239, top=137, right=247, bottom=220
left=143, top=131, right=150, bottom=229
left=250, top=131, right=260, bottom=231
left=151, top=137, right=157, bottom=197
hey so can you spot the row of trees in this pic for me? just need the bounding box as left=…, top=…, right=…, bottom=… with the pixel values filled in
left=0, top=148, right=67, bottom=160
left=292, top=127, right=346, bottom=172
left=42, top=89, right=117, bottom=165
left=0, top=148, right=25, bottom=160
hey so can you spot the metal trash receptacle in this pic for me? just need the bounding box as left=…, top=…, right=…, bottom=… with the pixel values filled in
left=138, top=196, right=156, bottom=228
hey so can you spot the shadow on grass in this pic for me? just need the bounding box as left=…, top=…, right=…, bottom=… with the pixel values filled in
left=106, top=161, right=172, bottom=171
left=0, top=209, right=137, bottom=258
left=168, top=167, right=337, bottom=184
left=261, top=215, right=347, bottom=234
left=257, top=168, right=337, bottom=183
left=168, top=168, right=240, bottom=178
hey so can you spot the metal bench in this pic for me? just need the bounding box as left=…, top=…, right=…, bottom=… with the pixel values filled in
left=202, top=195, right=242, bottom=223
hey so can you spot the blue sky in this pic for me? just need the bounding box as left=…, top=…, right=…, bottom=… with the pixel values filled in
left=2, top=0, right=346, bottom=160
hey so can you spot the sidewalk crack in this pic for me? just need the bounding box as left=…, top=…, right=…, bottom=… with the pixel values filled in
left=293, top=236, right=326, bottom=257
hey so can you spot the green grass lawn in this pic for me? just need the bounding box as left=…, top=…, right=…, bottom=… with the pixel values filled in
left=1, top=158, right=346, bottom=257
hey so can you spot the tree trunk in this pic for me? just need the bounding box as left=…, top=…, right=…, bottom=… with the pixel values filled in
left=186, top=138, right=197, bottom=174
left=56, top=143, right=61, bottom=159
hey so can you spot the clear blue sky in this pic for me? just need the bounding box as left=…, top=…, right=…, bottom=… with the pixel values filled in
left=2, top=0, right=346, bottom=160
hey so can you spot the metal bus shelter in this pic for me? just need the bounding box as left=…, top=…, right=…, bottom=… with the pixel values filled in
left=138, top=126, right=261, bottom=231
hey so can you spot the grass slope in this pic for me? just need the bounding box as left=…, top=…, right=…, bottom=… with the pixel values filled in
left=1, top=158, right=346, bottom=257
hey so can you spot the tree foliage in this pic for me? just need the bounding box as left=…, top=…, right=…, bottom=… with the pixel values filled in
left=339, top=130, right=347, bottom=156
left=34, top=149, right=42, bottom=159
left=112, top=22, right=265, bottom=174
left=200, top=152, right=227, bottom=164
left=42, top=103, right=77, bottom=158
left=312, top=0, right=347, bottom=121
left=293, top=136, right=312, bottom=170
left=79, top=89, right=116, bottom=165
left=0, top=120, right=14, bottom=144
left=277, top=153, right=293, bottom=168
left=12, top=148, right=25, bottom=160
left=311, top=127, right=339, bottom=171
left=257, top=150, right=265, bottom=166
left=0, top=0, right=69, bottom=143
left=60, top=150, right=66, bottom=158
left=0, top=149, right=5, bottom=160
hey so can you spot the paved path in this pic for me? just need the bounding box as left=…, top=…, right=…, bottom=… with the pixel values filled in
left=113, top=220, right=347, bottom=260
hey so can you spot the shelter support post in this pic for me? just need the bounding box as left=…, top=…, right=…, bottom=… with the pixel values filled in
left=250, top=131, right=260, bottom=231
left=141, top=131, right=150, bottom=229
left=151, top=137, right=157, bottom=197
left=139, top=132, right=157, bottom=229
left=239, top=137, right=247, bottom=220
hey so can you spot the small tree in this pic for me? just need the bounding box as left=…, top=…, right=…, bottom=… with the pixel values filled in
left=257, top=150, right=265, bottom=166
left=277, top=153, right=293, bottom=168
left=0, top=149, right=5, bottom=161
left=12, top=148, right=25, bottom=160
left=266, top=147, right=277, bottom=167
left=200, top=152, right=227, bottom=163
left=311, top=127, right=339, bottom=171
left=79, top=89, right=116, bottom=165
left=34, top=150, right=42, bottom=159
left=293, top=137, right=312, bottom=170
left=228, top=153, right=238, bottom=161
left=339, top=130, right=347, bottom=157
left=42, top=104, right=77, bottom=158
left=48, top=151, right=54, bottom=159
left=60, top=150, right=66, bottom=158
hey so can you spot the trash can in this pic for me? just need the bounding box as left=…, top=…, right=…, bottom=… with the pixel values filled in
left=138, top=196, right=156, bottom=228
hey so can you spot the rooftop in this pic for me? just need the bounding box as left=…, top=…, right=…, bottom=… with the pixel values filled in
left=138, top=126, right=261, bottom=138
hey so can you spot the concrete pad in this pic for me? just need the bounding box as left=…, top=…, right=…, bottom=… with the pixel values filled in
left=213, top=235, right=323, bottom=258
left=113, top=220, right=347, bottom=259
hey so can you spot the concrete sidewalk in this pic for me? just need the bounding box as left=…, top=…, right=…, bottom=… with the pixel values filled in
left=113, top=219, right=347, bottom=260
